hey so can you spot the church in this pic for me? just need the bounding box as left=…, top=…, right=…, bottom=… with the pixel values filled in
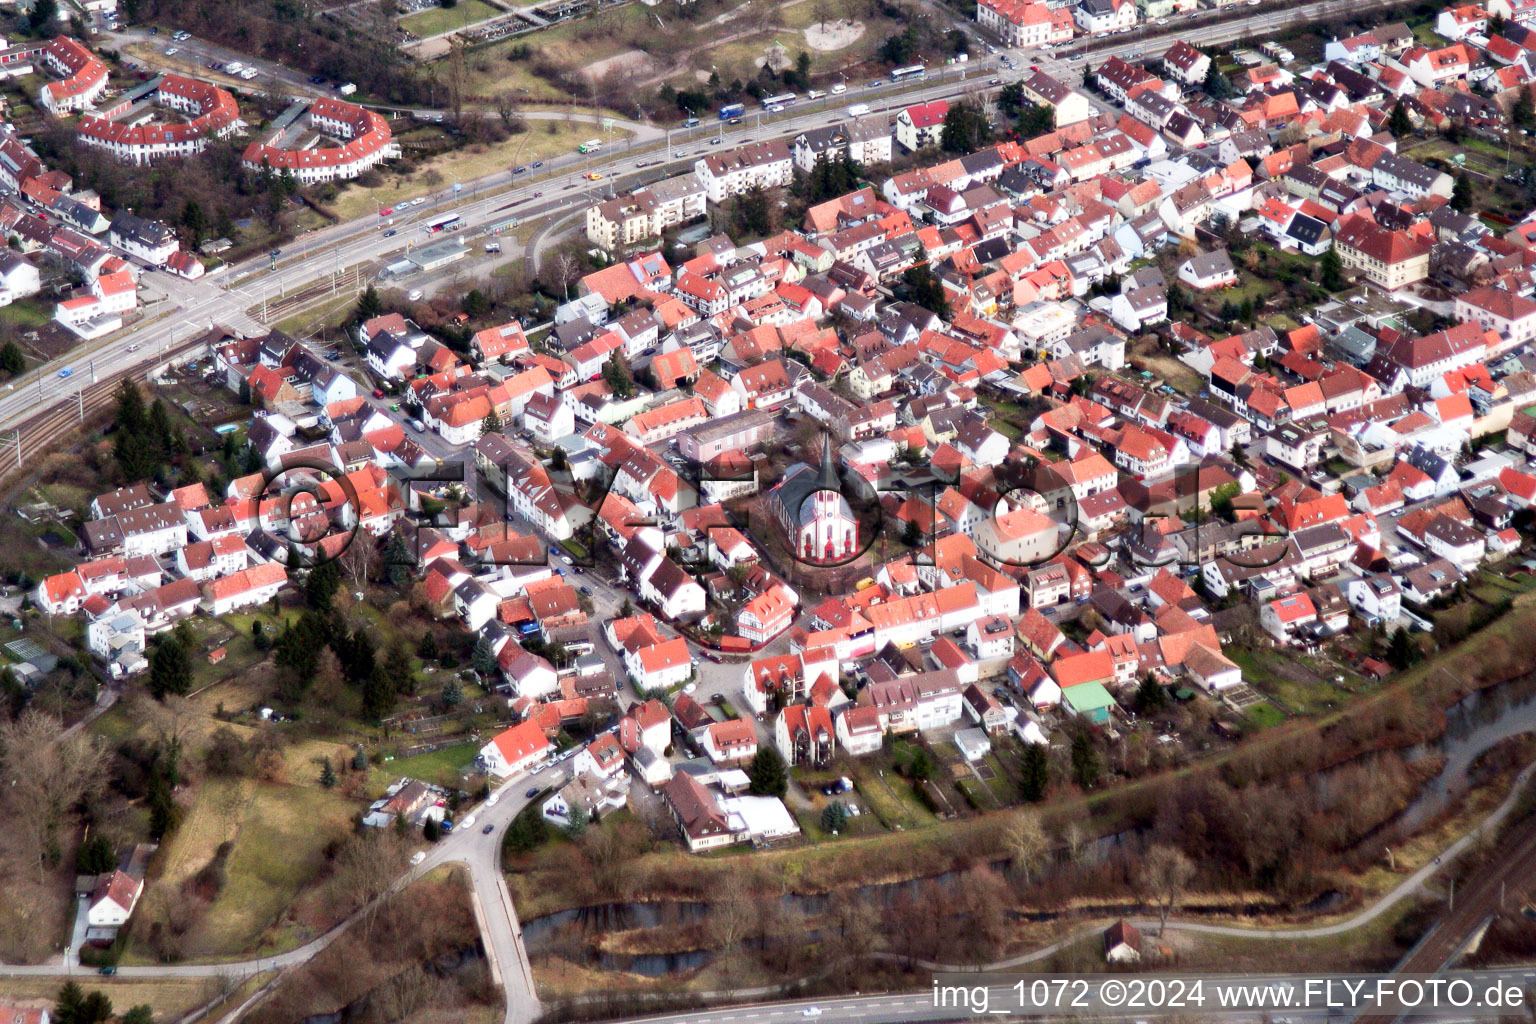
left=768, top=441, right=858, bottom=563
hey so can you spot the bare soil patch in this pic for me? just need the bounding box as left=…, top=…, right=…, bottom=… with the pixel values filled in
left=804, top=17, right=865, bottom=51
left=583, top=49, right=659, bottom=81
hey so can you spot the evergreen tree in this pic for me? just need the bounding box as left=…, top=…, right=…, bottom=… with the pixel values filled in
left=1136, top=672, right=1168, bottom=712
left=747, top=746, right=789, bottom=797
left=1387, top=627, right=1419, bottom=670
left=821, top=800, right=848, bottom=833
left=939, top=100, right=990, bottom=154
left=1451, top=172, right=1474, bottom=213
left=29, top=0, right=58, bottom=33
left=147, top=631, right=192, bottom=700
left=417, top=630, right=439, bottom=661
left=565, top=803, right=589, bottom=837
left=0, top=341, right=23, bottom=376
left=1017, top=101, right=1054, bottom=138
left=78, top=992, right=112, bottom=1024
left=601, top=352, right=636, bottom=399
left=304, top=559, right=342, bottom=611
left=76, top=833, right=116, bottom=875
left=121, top=1008, right=154, bottom=1024
left=1203, top=63, right=1234, bottom=100
left=1070, top=729, right=1101, bottom=790
left=1387, top=100, right=1413, bottom=138
left=352, top=746, right=369, bottom=771
left=1319, top=247, right=1345, bottom=290
left=147, top=746, right=178, bottom=840
left=1515, top=89, right=1536, bottom=132
left=112, top=381, right=159, bottom=481
left=423, top=817, right=442, bottom=842
left=440, top=678, right=464, bottom=708
left=384, top=532, right=413, bottom=587
left=902, top=264, right=950, bottom=318
left=362, top=668, right=397, bottom=722
left=902, top=518, right=923, bottom=546
left=481, top=409, right=503, bottom=436
left=319, top=759, right=337, bottom=788
left=356, top=285, right=384, bottom=321
left=471, top=635, right=498, bottom=676
left=504, top=804, right=549, bottom=852
left=1019, top=742, right=1049, bottom=802
left=53, top=982, right=85, bottom=1024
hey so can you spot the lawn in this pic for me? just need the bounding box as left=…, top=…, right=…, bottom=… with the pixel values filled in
left=1227, top=646, right=1357, bottom=714
left=321, top=120, right=635, bottom=222
left=399, top=0, right=501, bottom=37
left=369, top=740, right=482, bottom=790
left=0, top=298, right=52, bottom=330
left=1243, top=702, right=1286, bottom=730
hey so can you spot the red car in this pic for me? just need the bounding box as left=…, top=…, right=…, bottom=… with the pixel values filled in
left=379, top=207, right=394, bottom=216
left=372, top=387, right=385, bottom=398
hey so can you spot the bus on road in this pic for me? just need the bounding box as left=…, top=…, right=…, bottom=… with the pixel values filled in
left=577, top=138, right=602, bottom=153
left=761, top=92, right=796, bottom=108
left=890, top=64, right=926, bottom=81
left=718, top=103, right=746, bottom=120
left=425, top=214, right=461, bottom=233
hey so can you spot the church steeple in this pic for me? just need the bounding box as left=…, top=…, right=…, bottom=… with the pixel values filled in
left=816, top=436, right=839, bottom=491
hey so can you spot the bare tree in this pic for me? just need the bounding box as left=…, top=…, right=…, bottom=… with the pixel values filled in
left=1003, top=810, right=1048, bottom=884
left=372, top=963, right=448, bottom=1020
left=340, top=532, right=378, bottom=590
left=0, top=710, right=110, bottom=880
left=332, top=831, right=406, bottom=939
left=811, top=0, right=835, bottom=29
left=493, top=92, right=525, bottom=131
left=547, top=249, right=583, bottom=301
left=445, top=37, right=470, bottom=124
left=1059, top=821, right=1086, bottom=867
left=1142, top=843, right=1195, bottom=936
left=707, top=873, right=758, bottom=979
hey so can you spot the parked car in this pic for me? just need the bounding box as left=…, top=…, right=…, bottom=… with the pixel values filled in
left=410, top=851, right=426, bottom=865
left=525, top=786, right=540, bottom=798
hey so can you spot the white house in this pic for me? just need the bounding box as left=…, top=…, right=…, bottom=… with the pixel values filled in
left=480, top=720, right=553, bottom=778
left=87, top=870, right=142, bottom=930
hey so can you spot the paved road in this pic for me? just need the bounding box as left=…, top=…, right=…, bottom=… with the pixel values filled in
left=0, top=765, right=562, bottom=1024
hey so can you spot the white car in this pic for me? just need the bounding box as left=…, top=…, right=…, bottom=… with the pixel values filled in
left=459, top=814, right=476, bottom=829
left=164, top=46, right=179, bottom=55
left=409, top=851, right=426, bottom=865
left=486, top=793, right=499, bottom=807
left=683, top=682, right=698, bottom=695
left=802, top=1009, right=822, bottom=1019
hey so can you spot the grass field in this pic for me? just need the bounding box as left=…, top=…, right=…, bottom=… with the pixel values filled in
left=319, top=120, right=634, bottom=223
left=400, top=0, right=501, bottom=37
left=0, top=976, right=251, bottom=1020
left=125, top=780, right=360, bottom=961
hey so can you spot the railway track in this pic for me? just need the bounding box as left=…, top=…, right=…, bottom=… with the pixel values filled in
left=0, top=337, right=208, bottom=493
left=1353, top=812, right=1536, bottom=1024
